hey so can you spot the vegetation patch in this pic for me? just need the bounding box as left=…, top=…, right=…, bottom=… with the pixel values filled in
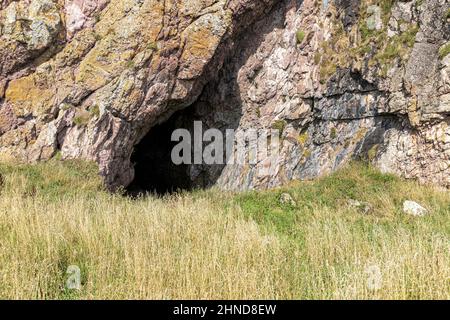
left=296, top=29, right=306, bottom=44
left=439, top=42, right=450, bottom=59
left=297, top=132, right=309, bottom=145
left=271, top=119, right=287, bottom=136
left=0, top=159, right=103, bottom=199
left=74, top=106, right=101, bottom=126
left=316, top=1, right=419, bottom=82
left=0, top=161, right=448, bottom=299
left=370, top=23, right=419, bottom=76
left=330, top=127, right=337, bottom=139
left=89, top=104, right=100, bottom=118
left=73, top=111, right=91, bottom=127
left=367, top=144, right=379, bottom=161
left=147, top=42, right=158, bottom=51
left=126, top=60, right=135, bottom=69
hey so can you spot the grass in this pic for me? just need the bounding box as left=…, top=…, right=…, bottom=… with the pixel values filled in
left=89, top=105, right=100, bottom=118
left=439, top=42, right=450, bottom=60
left=0, top=160, right=448, bottom=299
left=316, top=0, right=419, bottom=82
left=371, top=23, right=419, bottom=75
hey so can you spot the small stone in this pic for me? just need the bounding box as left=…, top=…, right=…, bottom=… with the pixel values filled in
left=348, top=199, right=373, bottom=215
left=403, top=201, right=428, bottom=217
left=280, top=193, right=296, bottom=206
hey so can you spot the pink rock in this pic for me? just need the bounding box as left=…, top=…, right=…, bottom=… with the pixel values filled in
left=65, top=0, right=109, bottom=39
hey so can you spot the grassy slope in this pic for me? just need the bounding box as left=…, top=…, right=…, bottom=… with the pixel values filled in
left=0, top=160, right=448, bottom=299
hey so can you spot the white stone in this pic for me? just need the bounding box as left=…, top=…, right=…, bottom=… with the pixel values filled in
left=403, top=201, right=428, bottom=217
left=65, top=3, right=86, bottom=36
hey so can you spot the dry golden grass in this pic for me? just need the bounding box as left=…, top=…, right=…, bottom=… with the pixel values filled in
left=0, top=160, right=448, bottom=299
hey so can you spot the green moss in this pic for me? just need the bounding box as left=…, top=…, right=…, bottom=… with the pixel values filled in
left=89, top=105, right=100, bottom=118
left=303, top=148, right=312, bottom=158
left=350, top=43, right=372, bottom=57
left=399, top=24, right=419, bottom=47
left=379, top=0, right=395, bottom=16
left=370, top=24, right=419, bottom=75
left=59, top=103, right=73, bottom=111
left=147, top=42, right=158, bottom=51
left=319, top=59, right=337, bottom=83
left=296, top=30, right=306, bottom=44
left=356, top=1, right=397, bottom=52
left=73, top=105, right=101, bottom=126
left=375, top=41, right=398, bottom=62
left=368, top=144, right=379, bottom=161
left=358, top=0, right=394, bottom=42
left=359, top=20, right=374, bottom=43
left=94, top=33, right=102, bottom=41
left=73, top=116, right=88, bottom=126
left=126, top=60, right=135, bottom=69
left=315, top=1, right=416, bottom=83
left=330, top=128, right=337, bottom=139
left=316, top=15, right=351, bottom=82
left=53, top=151, right=63, bottom=161
left=314, top=52, right=322, bottom=64
left=272, top=120, right=288, bottom=136
left=297, top=132, right=309, bottom=145
left=439, top=42, right=450, bottom=59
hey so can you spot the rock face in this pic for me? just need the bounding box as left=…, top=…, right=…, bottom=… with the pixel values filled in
left=0, top=0, right=449, bottom=191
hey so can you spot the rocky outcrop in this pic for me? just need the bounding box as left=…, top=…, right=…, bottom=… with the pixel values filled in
left=0, top=0, right=449, bottom=190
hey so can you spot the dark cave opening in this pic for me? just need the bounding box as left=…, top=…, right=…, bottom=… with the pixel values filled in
left=127, top=0, right=293, bottom=196
left=127, top=105, right=224, bottom=196
left=127, top=109, right=195, bottom=195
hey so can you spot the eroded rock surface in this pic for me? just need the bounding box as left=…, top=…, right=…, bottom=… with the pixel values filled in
left=0, top=0, right=449, bottom=190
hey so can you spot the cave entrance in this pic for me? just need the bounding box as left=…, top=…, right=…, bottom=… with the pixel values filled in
left=128, top=108, right=196, bottom=196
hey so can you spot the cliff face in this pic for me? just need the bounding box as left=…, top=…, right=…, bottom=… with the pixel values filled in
left=0, top=0, right=449, bottom=190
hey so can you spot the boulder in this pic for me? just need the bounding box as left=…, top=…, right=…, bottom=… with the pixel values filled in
left=403, top=201, right=428, bottom=217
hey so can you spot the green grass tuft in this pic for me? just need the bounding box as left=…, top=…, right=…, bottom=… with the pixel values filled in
left=271, top=119, right=288, bottom=136
left=296, top=30, right=306, bottom=44
left=439, top=42, right=450, bottom=59
left=89, top=105, right=100, bottom=118
left=0, top=159, right=103, bottom=199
